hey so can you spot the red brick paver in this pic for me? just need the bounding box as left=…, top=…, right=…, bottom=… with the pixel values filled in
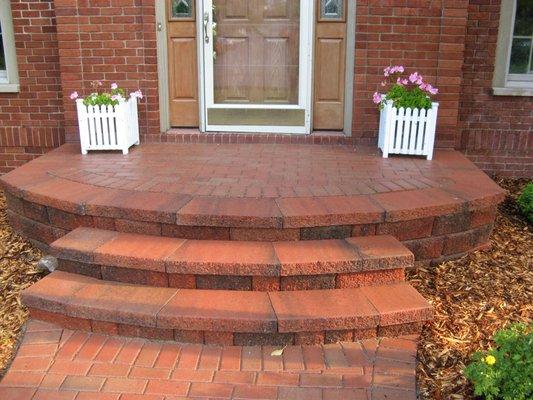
left=46, top=144, right=450, bottom=199
left=0, top=320, right=419, bottom=399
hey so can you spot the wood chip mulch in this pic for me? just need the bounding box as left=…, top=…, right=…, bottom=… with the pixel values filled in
left=0, top=178, right=531, bottom=399
left=409, top=178, right=533, bottom=399
left=0, top=192, right=44, bottom=377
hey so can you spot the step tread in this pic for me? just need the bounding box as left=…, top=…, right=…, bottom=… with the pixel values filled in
left=51, top=227, right=414, bottom=277
left=23, top=271, right=433, bottom=334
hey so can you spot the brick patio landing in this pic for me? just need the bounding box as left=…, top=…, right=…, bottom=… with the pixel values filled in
left=1, top=143, right=505, bottom=264
left=0, top=320, right=419, bottom=400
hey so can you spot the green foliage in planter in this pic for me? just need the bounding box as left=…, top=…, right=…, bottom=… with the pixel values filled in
left=83, top=88, right=126, bottom=107
left=463, top=323, right=532, bottom=400
left=517, top=182, right=533, bottom=223
left=386, top=84, right=433, bottom=110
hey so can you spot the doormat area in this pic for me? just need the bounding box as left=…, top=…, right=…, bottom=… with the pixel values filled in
left=408, top=178, right=532, bottom=399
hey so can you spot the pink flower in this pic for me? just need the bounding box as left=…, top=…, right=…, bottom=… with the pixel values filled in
left=401, top=79, right=409, bottom=85
left=409, top=72, right=422, bottom=84
left=419, top=82, right=428, bottom=91
left=97, top=81, right=103, bottom=86
left=111, top=94, right=122, bottom=102
left=111, top=82, right=118, bottom=90
left=390, top=65, right=405, bottom=74
left=396, top=77, right=404, bottom=85
left=381, top=81, right=387, bottom=87
left=426, top=84, right=439, bottom=95
left=372, top=92, right=384, bottom=105
left=130, top=90, right=143, bottom=100
left=70, top=91, right=79, bottom=100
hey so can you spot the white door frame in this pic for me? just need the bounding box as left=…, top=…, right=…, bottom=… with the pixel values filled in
left=198, top=0, right=315, bottom=134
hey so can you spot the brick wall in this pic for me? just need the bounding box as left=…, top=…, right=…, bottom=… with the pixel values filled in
left=0, top=0, right=64, bottom=174
left=459, top=0, right=532, bottom=178
left=0, top=0, right=531, bottom=177
left=352, top=0, right=469, bottom=149
left=54, top=0, right=159, bottom=143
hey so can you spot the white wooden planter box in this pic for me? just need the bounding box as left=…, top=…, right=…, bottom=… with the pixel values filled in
left=378, top=100, right=439, bottom=160
left=76, top=95, right=140, bottom=155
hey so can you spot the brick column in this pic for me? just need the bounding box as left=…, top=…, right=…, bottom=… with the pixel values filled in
left=459, top=0, right=532, bottom=177
left=351, top=1, right=469, bottom=149
left=54, top=0, right=160, bottom=143
left=0, top=0, right=64, bottom=173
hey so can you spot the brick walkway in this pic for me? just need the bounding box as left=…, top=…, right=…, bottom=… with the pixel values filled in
left=0, top=320, right=419, bottom=400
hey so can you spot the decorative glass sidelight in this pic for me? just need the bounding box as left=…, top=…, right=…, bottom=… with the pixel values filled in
left=320, top=0, right=344, bottom=21
left=171, top=0, right=194, bottom=19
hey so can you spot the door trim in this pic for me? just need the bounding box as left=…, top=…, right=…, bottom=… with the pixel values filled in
left=343, top=0, right=356, bottom=136
left=199, top=0, right=315, bottom=134
left=156, top=1, right=170, bottom=132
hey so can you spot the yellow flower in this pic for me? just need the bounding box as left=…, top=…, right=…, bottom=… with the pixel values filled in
left=485, top=355, right=496, bottom=365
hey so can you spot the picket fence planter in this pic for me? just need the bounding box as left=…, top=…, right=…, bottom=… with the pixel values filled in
left=378, top=100, right=439, bottom=160
left=76, top=95, right=139, bottom=155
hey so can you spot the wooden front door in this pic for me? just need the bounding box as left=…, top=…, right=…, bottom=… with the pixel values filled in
left=202, top=0, right=314, bottom=133
left=166, top=0, right=349, bottom=133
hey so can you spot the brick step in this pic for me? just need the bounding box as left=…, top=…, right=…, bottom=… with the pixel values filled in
left=51, top=228, right=413, bottom=290
left=22, top=271, right=433, bottom=346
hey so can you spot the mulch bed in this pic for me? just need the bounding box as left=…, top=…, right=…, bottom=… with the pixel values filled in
left=0, top=178, right=531, bottom=400
left=0, top=192, right=44, bottom=377
left=409, top=178, right=532, bottom=399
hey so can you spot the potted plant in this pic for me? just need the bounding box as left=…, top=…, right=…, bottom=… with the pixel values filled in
left=70, top=81, right=143, bottom=155
left=373, top=66, right=439, bottom=160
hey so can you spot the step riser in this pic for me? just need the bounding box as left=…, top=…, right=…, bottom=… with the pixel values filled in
left=6, top=193, right=498, bottom=265
left=57, top=259, right=406, bottom=290
left=28, top=308, right=425, bottom=346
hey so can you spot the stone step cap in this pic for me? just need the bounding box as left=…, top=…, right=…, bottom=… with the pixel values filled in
left=51, top=228, right=414, bottom=277
left=23, top=272, right=433, bottom=336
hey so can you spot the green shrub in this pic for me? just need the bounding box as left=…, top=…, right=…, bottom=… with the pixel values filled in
left=464, top=323, right=532, bottom=400
left=517, top=183, right=533, bottom=223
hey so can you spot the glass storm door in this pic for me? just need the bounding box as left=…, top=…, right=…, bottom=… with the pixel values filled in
left=201, top=0, right=314, bottom=133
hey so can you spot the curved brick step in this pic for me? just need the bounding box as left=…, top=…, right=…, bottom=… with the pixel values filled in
left=50, top=228, right=413, bottom=290
left=22, top=271, right=433, bottom=345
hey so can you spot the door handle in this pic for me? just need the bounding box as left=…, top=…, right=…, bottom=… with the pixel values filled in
left=203, top=12, right=210, bottom=43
